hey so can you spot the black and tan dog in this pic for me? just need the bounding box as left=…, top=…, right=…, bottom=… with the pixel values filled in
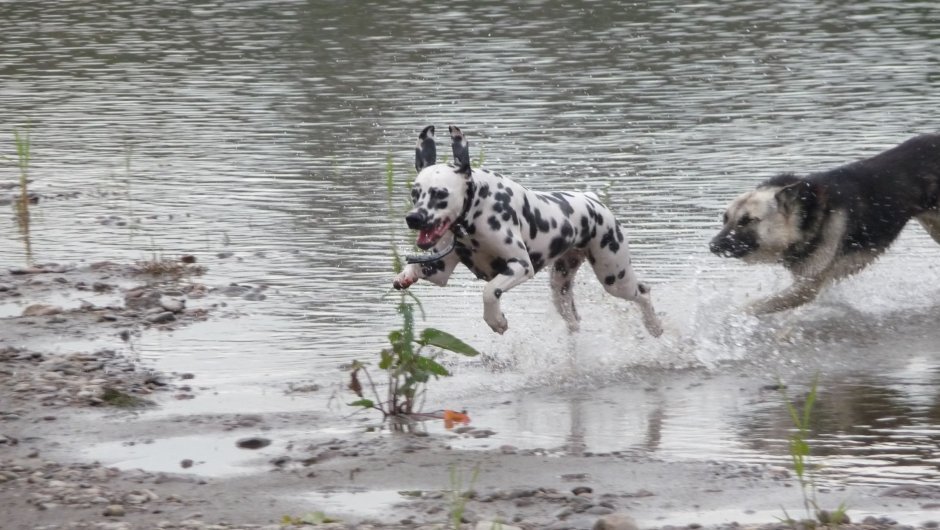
left=711, top=133, right=940, bottom=314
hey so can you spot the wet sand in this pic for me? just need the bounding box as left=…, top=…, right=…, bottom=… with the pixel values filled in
left=2, top=263, right=939, bottom=530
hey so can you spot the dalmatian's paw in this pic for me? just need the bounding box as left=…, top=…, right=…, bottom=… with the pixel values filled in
left=637, top=289, right=663, bottom=337
left=485, top=311, right=509, bottom=335
left=643, top=314, right=664, bottom=338
left=392, top=273, right=416, bottom=290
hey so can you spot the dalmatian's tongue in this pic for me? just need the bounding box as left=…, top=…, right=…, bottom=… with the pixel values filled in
left=416, top=221, right=450, bottom=249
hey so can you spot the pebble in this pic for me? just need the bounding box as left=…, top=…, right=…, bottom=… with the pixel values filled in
left=159, top=296, right=186, bottom=313
left=21, top=304, right=64, bottom=317
left=235, top=437, right=271, bottom=450
left=147, top=311, right=177, bottom=324
left=103, top=504, right=126, bottom=517
left=475, top=523, right=523, bottom=530
left=593, top=514, right=639, bottom=530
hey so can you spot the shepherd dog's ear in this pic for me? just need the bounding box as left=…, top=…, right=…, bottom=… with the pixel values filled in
left=415, top=125, right=436, bottom=171
left=448, top=125, right=471, bottom=176
left=775, top=179, right=825, bottom=216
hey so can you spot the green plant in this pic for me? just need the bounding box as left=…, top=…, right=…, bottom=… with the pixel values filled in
left=778, top=377, right=850, bottom=527
left=280, top=511, right=340, bottom=526
left=100, top=387, right=153, bottom=408
left=5, top=125, right=34, bottom=263
left=348, top=299, right=479, bottom=417
left=348, top=154, right=481, bottom=418
left=13, top=126, right=30, bottom=208
left=473, top=145, right=484, bottom=168
left=123, top=141, right=136, bottom=227
left=448, top=464, right=480, bottom=529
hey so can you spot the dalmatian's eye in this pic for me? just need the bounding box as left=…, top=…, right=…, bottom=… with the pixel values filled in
left=411, top=188, right=420, bottom=204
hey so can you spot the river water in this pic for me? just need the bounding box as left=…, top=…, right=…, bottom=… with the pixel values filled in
left=2, top=0, right=940, bottom=487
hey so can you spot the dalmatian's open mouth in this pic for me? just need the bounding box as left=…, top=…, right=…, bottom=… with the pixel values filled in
left=415, top=219, right=452, bottom=250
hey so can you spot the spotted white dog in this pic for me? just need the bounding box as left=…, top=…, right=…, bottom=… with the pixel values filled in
left=392, top=125, right=663, bottom=337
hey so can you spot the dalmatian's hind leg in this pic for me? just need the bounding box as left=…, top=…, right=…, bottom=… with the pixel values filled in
left=588, top=222, right=663, bottom=337
left=551, top=249, right=585, bottom=333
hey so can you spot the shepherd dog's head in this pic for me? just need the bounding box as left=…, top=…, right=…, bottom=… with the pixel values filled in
left=406, top=125, right=472, bottom=250
left=710, top=174, right=823, bottom=263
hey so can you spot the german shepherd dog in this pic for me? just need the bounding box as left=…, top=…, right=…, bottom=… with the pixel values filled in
left=710, top=134, right=940, bottom=314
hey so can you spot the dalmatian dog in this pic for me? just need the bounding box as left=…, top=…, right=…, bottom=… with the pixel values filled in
left=392, top=125, right=663, bottom=337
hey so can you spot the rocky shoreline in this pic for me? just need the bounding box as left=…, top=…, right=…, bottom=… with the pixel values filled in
left=2, top=262, right=939, bottom=530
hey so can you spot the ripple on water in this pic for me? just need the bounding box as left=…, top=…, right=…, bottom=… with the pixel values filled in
left=3, top=0, right=940, bottom=493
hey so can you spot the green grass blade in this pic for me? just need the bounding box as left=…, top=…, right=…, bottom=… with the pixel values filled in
left=385, top=152, right=395, bottom=200
left=418, top=328, right=481, bottom=356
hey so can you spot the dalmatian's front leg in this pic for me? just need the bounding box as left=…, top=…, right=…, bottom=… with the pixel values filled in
left=393, top=237, right=461, bottom=290
left=482, top=256, right=535, bottom=334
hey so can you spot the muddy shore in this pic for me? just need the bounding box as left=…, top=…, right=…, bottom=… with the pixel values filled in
left=2, top=262, right=939, bottom=530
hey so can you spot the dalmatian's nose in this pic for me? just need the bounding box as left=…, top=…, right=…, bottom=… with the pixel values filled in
left=405, top=211, right=428, bottom=230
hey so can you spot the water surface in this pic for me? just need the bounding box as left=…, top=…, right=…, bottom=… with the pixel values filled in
left=2, top=0, right=940, bottom=487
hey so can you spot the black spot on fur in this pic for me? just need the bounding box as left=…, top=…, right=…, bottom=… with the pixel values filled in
left=600, top=228, right=620, bottom=253
left=548, top=220, right=575, bottom=258
left=604, top=274, right=616, bottom=285
left=494, top=288, right=503, bottom=298
left=426, top=187, right=450, bottom=211
left=522, top=197, right=552, bottom=239
left=455, top=244, right=488, bottom=280
left=492, top=191, right=518, bottom=225
left=577, top=215, right=592, bottom=247
left=491, top=257, right=510, bottom=275
left=421, top=259, right=446, bottom=277
left=545, top=192, right=576, bottom=216
left=478, top=184, right=491, bottom=199
left=488, top=216, right=501, bottom=231
left=617, top=269, right=625, bottom=279
left=528, top=252, right=545, bottom=273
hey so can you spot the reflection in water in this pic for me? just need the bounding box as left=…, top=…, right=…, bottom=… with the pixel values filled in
left=11, top=126, right=33, bottom=264
left=13, top=198, right=33, bottom=265
left=1, top=0, right=939, bottom=488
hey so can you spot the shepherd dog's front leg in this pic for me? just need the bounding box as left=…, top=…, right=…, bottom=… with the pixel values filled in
left=748, top=276, right=825, bottom=315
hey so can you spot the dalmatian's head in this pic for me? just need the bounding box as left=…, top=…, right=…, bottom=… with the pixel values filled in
left=405, top=125, right=472, bottom=249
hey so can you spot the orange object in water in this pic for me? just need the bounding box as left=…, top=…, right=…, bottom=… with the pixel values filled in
left=443, top=409, right=470, bottom=429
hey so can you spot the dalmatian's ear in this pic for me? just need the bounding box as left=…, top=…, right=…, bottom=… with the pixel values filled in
left=448, top=125, right=471, bottom=176
left=414, top=125, right=436, bottom=171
